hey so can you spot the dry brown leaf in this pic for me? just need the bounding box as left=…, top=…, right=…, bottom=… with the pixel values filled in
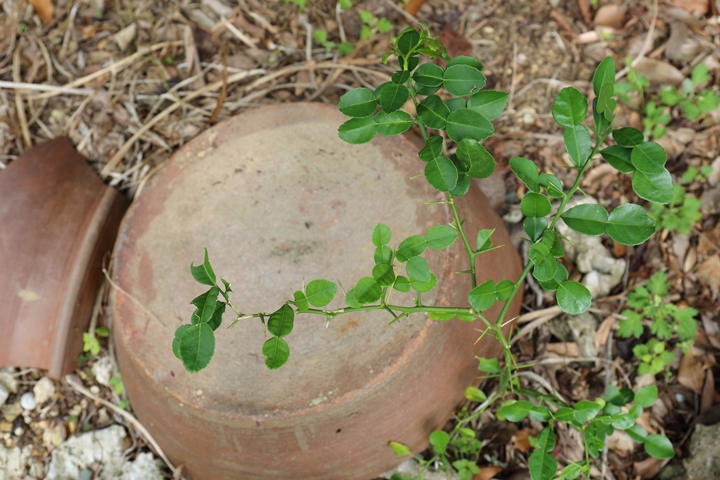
left=635, top=411, right=657, bottom=434
left=29, top=0, right=54, bottom=24
left=701, top=369, right=715, bottom=413
left=607, top=430, right=635, bottom=455
left=438, top=24, right=472, bottom=59
left=578, top=0, right=593, bottom=25
left=550, top=10, right=579, bottom=39
left=594, top=315, right=614, bottom=352
left=634, top=456, right=668, bottom=479
left=678, top=353, right=706, bottom=394
left=473, top=466, right=504, bottom=480
left=546, top=342, right=579, bottom=357
left=594, top=4, right=627, bottom=28
left=613, top=241, right=627, bottom=258
left=514, top=427, right=538, bottom=453
left=404, top=0, right=425, bottom=17
left=696, top=255, right=720, bottom=298
left=673, top=0, right=710, bottom=17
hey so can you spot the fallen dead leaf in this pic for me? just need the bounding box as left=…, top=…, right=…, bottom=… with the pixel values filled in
left=114, top=23, right=137, bottom=51
left=634, top=456, right=668, bottom=479
left=29, top=0, right=54, bottom=24
left=678, top=353, right=706, bottom=394
left=633, top=58, right=685, bottom=86
left=608, top=430, right=635, bottom=455
left=438, top=24, right=472, bottom=58
left=404, top=0, right=425, bottom=17
left=635, top=411, right=657, bottom=434
left=673, top=0, right=710, bottom=17
left=578, top=0, right=593, bottom=25
left=594, top=4, right=627, bottom=28
left=546, top=342, right=579, bottom=357
left=594, top=315, right=614, bottom=351
left=473, top=466, right=504, bottom=480
left=514, top=427, right=538, bottom=453
left=696, top=255, right=720, bottom=299
left=613, top=241, right=627, bottom=258
left=701, top=369, right=715, bottom=413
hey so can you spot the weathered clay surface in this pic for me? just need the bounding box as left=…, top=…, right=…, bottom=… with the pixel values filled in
left=111, top=102, right=522, bottom=480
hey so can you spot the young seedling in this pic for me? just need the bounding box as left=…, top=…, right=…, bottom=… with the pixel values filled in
left=175, top=26, right=676, bottom=479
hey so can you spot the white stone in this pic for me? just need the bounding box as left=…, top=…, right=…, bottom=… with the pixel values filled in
left=33, top=377, right=56, bottom=406
left=118, top=452, right=164, bottom=480
left=20, top=392, right=36, bottom=411
left=556, top=197, right=626, bottom=298
left=0, top=444, right=33, bottom=479
left=46, top=425, right=125, bottom=480
left=92, top=356, right=114, bottom=387
left=0, top=383, right=9, bottom=407
left=381, top=459, right=461, bottom=480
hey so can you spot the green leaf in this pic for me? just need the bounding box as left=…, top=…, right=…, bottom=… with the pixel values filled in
left=529, top=451, right=557, bottom=480
left=305, top=279, right=337, bottom=307
left=338, top=117, right=376, bottom=144
left=448, top=173, right=470, bottom=196
left=495, top=279, right=514, bottom=301
left=414, top=83, right=440, bottom=96
left=374, top=245, right=393, bottom=265
left=345, top=289, right=361, bottom=308
left=627, top=424, right=648, bottom=443
left=596, top=82, right=615, bottom=115
left=593, top=97, right=612, bottom=134
left=593, top=57, right=616, bottom=97
left=293, top=290, right=309, bottom=312
left=191, top=287, right=219, bottom=323
left=660, top=85, right=683, bottom=106
left=338, top=88, right=377, bottom=117
left=396, top=29, right=420, bottom=55
left=537, top=261, right=568, bottom=292
left=501, top=400, right=533, bottom=422
left=376, top=82, right=409, bottom=113
left=537, top=426, right=556, bottom=453
left=524, top=216, right=547, bottom=242
left=612, top=127, right=643, bottom=147
left=539, top=173, right=564, bottom=199
left=529, top=243, right=557, bottom=282
left=465, top=386, right=487, bottom=402
left=468, top=280, right=497, bottom=311
left=372, top=223, right=392, bottom=247
left=179, top=323, right=215, bottom=373
left=445, top=109, right=493, bottom=143
left=418, top=136, right=443, bottom=162
left=456, top=138, right=495, bottom=179
left=425, top=156, right=459, bottom=192
left=552, top=87, right=587, bottom=127
left=691, top=62, right=710, bottom=84
left=354, top=277, right=382, bottom=304
left=375, top=110, right=414, bottom=136
left=417, top=95, right=450, bottom=129
left=406, top=256, right=431, bottom=282
left=564, top=125, right=592, bottom=167
left=429, top=430, right=450, bottom=455
left=371, top=263, right=395, bottom=286
left=446, top=56, right=483, bottom=70
left=172, top=324, right=192, bottom=359
left=557, top=281, right=591, bottom=315
left=476, top=229, right=494, bottom=252
left=190, top=248, right=216, bottom=286
left=425, top=225, right=458, bottom=250
left=634, top=385, right=658, bottom=408
left=562, top=204, right=608, bottom=236
left=644, top=434, right=674, bottom=459
left=632, top=169, right=673, bottom=204
left=509, top=157, right=540, bottom=192
left=477, top=357, right=501, bottom=374
left=557, top=463, right=583, bottom=480
left=389, top=441, right=410, bottom=457
left=541, top=230, right=564, bottom=258
left=606, top=204, right=656, bottom=245
left=396, top=235, right=427, bottom=261
left=410, top=273, right=437, bottom=293
left=413, top=63, right=444, bottom=87
left=573, top=400, right=601, bottom=423
left=208, top=302, right=225, bottom=330
left=391, top=70, right=411, bottom=84
left=631, top=142, right=666, bottom=175
left=267, top=303, right=295, bottom=337
left=467, top=90, right=509, bottom=120
left=520, top=193, right=551, bottom=218
left=393, top=275, right=411, bottom=293
left=262, top=336, right=290, bottom=369
left=443, top=64, right=486, bottom=96
left=444, top=97, right=466, bottom=111
left=611, top=413, right=635, bottom=430
left=601, top=145, right=635, bottom=173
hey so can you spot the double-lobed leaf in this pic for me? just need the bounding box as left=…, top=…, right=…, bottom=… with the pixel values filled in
left=612, top=127, right=643, bottom=147
left=529, top=243, right=556, bottom=282
left=456, top=138, right=495, bottom=179
left=601, top=145, right=634, bottom=173
left=305, top=279, right=337, bottom=307
left=606, top=204, right=656, bottom=245
left=190, top=248, right=217, bottom=286
left=468, top=280, right=497, bottom=311
left=263, top=336, right=290, bottom=369
left=268, top=303, right=295, bottom=337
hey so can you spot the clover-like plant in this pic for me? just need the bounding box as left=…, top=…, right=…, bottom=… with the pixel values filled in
left=174, top=26, right=675, bottom=479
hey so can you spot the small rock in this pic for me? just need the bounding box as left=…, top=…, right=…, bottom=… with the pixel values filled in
left=0, top=369, right=19, bottom=394
left=0, top=444, right=33, bottom=478
left=20, top=392, right=36, bottom=411
left=665, top=21, right=702, bottom=62
left=92, top=356, right=113, bottom=387
left=1, top=402, right=23, bottom=422
left=658, top=462, right=687, bottom=480
left=0, top=384, right=8, bottom=407
left=707, top=156, right=720, bottom=187
left=113, top=23, right=136, bottom=51
left=33, top=377, right=56, bottom=406
left=594, top=4, right=626, bottom=28
left=683, top=423, right=720, bottom=479
left=566, top=312, right=599, bottom=358
left=381, top=458, right=461, bottom=480
left=633, top=58, right=685, bottom=86
left=673, top=0, right=709, bottom=17
left=42, top=422, right=67, bottom=449
left=118, top=452, right=164, bottom=480
left=46, top=425, right=125, bottom=480
left=667, top=127, right=696, bottom=145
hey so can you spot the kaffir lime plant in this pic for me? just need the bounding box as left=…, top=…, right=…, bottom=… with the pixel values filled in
left=174, top=25, right=676, bottom=480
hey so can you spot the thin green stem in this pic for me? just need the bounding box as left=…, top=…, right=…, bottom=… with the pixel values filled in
left=448, top=195, right=477, bottom=288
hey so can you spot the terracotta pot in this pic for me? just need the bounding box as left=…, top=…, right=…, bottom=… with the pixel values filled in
left=110, top=103, right=521, bottom=479
left=0, top=138, right=128, bottom=378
